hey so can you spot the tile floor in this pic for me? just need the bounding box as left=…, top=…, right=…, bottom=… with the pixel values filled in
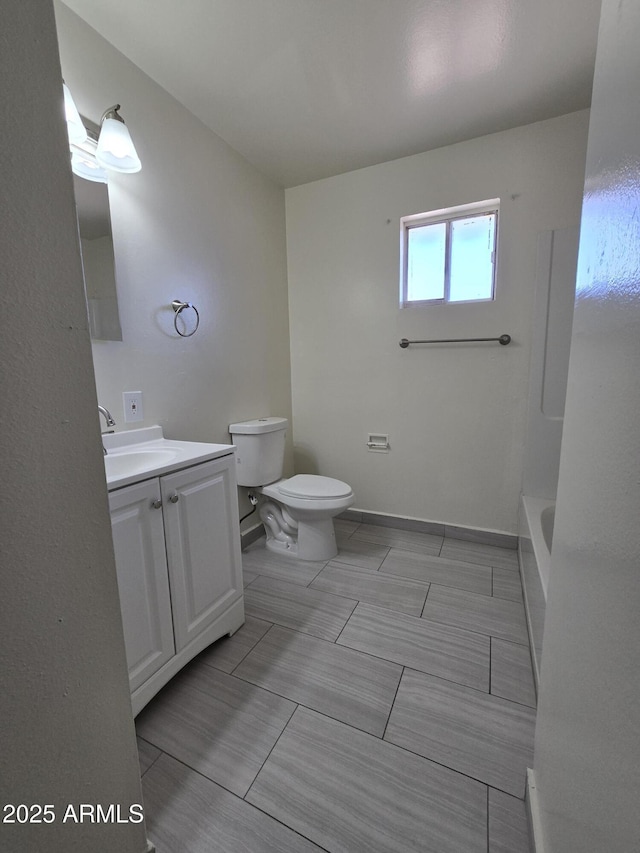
left=137, top=519, right=536, bottom=852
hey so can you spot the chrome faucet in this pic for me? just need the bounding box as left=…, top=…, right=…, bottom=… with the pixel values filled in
left=98, top=405, right=116, bottom=428
left=98, top=406, right=116, bottom=454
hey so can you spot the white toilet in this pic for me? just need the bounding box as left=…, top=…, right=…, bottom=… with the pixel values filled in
left=229, top=417, right=354, bottom=561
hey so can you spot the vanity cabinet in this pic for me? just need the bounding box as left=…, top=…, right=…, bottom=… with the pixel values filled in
left=108, top=453, right=244, bottom=715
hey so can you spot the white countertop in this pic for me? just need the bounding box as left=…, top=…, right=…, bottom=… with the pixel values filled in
left=103, top=425, right=236, bottom=491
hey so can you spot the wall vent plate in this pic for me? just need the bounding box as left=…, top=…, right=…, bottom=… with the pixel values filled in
left=367, top=433, right=390, bottom=452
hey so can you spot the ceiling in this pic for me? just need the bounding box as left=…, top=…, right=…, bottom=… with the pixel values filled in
left=59, top=0, right=602, bottom=188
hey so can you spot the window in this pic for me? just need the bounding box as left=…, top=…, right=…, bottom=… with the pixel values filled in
left=400, top=199, right=499, bottom=307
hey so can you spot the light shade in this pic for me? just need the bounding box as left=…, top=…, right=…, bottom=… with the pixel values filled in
left=71, top=150, right=108, bottom=183
left=63, top=82, right=87, bottom=146
left=96, top=105, right=141, bottom=173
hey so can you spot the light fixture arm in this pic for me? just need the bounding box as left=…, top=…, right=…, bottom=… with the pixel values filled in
left=100, top=104, right=124, bottom=125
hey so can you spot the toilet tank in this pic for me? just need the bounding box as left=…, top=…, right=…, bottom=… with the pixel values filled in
left=228, top=417, right=288, bottom=486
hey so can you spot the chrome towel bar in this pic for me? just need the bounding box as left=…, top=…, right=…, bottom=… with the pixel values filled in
left=399, top=334, right=511, bottom=348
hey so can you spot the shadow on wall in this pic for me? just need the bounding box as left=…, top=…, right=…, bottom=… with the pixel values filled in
left=293, top=443, right=320, bottom=475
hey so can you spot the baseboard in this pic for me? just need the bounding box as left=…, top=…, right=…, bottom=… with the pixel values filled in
left=526, top=768, right=546, bottom=853
left=339, top=508, right=518, bottom=549
left=244, top=508, right=518, bottom=551
left=241, top=521, right=265, bottom=549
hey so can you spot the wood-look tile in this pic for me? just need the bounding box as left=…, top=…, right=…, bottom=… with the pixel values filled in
left=241, top=543, right=326, bottom=585
left=234, top=625, right=401, bottom=736
left=135, top=662, right=295, bottom=797
left=137, top=736, right=160, bottom=776
left=422, top=585, right=529, bottom=645
left=491, top=639, right=536, bottom=708
left=332, top=536, right=390, bottom=570
left=247, top=707, right=488, bottom=853
left=311, top=562, right=429, bottom=616
left=198, top=615, right=272, bottom=673
left=439, top=539, right=519, bottom=570
left=385, top=669, right=535, bottom=797
left=337, top=602, right=489, bottom=690
left=143, top=753, right=324, bottom=853
left=350, top=523, right=443, bottom=556
left=243, top=568, right=259, bottom=587
left=380, top=548, right=492, bottom=595
left=489, top=788, right=531, bottom=853
left=492, top=567, right=523, bottom=601
left=243, top=576, right=357, bottom=641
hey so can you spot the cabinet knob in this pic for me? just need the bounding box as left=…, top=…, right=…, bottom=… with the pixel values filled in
left=169, top=494, right=179, bottom=503
left=151, top=499, right=162, bottom=509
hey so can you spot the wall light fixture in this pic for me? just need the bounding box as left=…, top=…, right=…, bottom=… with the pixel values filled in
left=63, top=81, right=87, bottom=146
left=96, top=105, right=142, bottom=174
left=71, top=132, right=108, bottom=184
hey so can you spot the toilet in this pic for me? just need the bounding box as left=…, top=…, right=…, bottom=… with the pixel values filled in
left=229, top=417, right=354, bottom=561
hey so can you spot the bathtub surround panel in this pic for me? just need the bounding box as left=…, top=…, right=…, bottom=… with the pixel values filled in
left=533, top=0, right=640, bottom=849
left=54, top=3, right=293, bottom=529
left=522, top=228, right=580, bottom=501
left=286, top=112, right=589, bottom=535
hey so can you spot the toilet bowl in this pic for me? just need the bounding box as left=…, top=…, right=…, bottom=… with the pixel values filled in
left=260, top=474, right=354, bottom=561
left=228, top=418, right=354, bottom=562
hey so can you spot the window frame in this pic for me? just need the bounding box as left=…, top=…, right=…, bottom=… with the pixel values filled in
left=400, top=198, right=500, bottom=308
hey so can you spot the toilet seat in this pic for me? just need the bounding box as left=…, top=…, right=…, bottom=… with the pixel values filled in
left=277, top=474, right=352, bottom=500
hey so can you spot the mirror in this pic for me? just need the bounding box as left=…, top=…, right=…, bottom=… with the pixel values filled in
left=73, top=119, right=122, bottom=341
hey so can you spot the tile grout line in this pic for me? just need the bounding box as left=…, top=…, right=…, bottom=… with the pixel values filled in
left=143, top=743, right=331, bottom=853
left=486, top=785, right=491, bottom=853
left=489, top=636, right=493, bottom=697
left=381, top=665, right=405, bottom=741
left=332, top=599, right=359, bottom=645
left=243, top=701, right=299, bottom=802
left=225, top=622, right=276, bottom=676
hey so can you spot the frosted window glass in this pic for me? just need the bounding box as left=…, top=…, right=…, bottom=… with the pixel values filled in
left=449, top=214, right=496, bottom=302
left=407, top=222, right=446, bottom=302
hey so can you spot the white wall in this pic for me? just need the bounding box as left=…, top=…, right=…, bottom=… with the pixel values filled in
left=0, top=2, right=148, bottom=851
left=286, top=113, right=589, bottom=534
left=533, top=0, right=640, bottom=849
left=54, top=2, right=293, bottom=515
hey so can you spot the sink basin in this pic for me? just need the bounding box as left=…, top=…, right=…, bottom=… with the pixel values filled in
left=104, top=448, right=179, bottom=480
left=102, top=425, right=236, bottom=490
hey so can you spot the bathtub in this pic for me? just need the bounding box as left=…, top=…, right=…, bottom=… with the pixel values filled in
left=518, top=496, right=555, bottom=693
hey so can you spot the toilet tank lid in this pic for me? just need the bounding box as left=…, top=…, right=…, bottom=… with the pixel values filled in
left=229, top=417, right=288, bottom=435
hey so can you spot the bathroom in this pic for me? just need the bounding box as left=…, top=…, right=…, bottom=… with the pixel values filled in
left=3, top=1, right=640, bottom=852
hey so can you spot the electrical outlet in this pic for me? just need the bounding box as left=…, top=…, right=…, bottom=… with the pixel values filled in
left=123, top=391, right=144, bottom=423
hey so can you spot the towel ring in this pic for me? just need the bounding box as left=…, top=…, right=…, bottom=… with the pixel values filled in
left=171, top=299, right=200, bottom=337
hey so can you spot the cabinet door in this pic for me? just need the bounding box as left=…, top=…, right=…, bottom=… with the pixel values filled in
left=109, top=479, right=175, bottom=692
left=161, top=455, right=243, bottom=651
